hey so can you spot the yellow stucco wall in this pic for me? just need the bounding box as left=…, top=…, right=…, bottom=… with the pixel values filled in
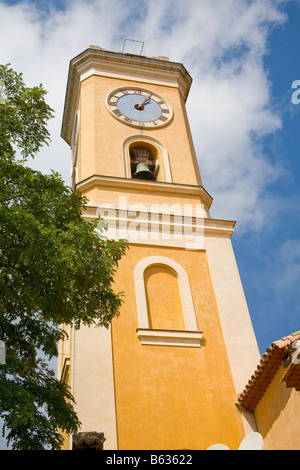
left=254, top=365, right=300, bottom=450
left=57, top=324, right=72, bottom=450
left=110, top=243, right=245, bottom=450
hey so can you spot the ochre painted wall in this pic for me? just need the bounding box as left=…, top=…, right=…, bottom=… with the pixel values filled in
left=57, top=324, right=72, bottom=450
left=254, top=365, right=300, bottom=450
left=110, top=243, right=245, bottom=450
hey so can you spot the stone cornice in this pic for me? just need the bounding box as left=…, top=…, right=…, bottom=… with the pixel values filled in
left=136, top=329, right=203, bottom=347
left=75, top=174, right=213, bottom=210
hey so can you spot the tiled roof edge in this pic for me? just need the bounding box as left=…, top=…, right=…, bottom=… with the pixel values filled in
left=237, top=331, right=300, bottom=412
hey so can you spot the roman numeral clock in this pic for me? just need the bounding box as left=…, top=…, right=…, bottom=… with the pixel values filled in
left=105, top=87, right=173, bottom=127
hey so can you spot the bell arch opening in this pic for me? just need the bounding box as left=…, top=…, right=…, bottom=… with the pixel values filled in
left=130, top=145, right=157, bottom=181
left=122, top=136, right=172, bottom=182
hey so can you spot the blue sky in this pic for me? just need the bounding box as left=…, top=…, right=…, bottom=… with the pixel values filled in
left=0, top=0, right=299, bottom=357
left=233, top=0, right=300, bottom=352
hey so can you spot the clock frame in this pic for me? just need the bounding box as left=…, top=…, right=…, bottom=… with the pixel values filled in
left=105, top=87, right=173, bottom=128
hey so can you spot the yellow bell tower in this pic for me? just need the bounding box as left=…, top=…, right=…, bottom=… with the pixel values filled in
left=59, top=46, right=260, bottom=450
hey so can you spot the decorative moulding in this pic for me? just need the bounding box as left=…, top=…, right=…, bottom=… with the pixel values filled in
left=76, top=174, right=213, bottom=209
left=136, top=328, right=203, bottom=347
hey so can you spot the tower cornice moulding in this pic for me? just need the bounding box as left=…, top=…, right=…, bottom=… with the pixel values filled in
left=75, top=174, right=213, bottom=210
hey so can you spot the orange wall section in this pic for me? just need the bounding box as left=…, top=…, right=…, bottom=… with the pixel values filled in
left=110, top=244, right=245, bottom=450
left=254, top=365, right=300, bottom=450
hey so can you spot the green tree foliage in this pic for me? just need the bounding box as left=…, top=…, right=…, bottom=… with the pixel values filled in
left=0, top=65, right=127, bottom=450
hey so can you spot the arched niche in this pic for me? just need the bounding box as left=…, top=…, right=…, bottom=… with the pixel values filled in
left=144, top=264, right=185, bottom=331
left=134, top=256, right=203, bottom=347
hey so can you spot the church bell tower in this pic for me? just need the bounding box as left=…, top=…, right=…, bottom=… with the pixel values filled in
left=59, top=45, right=260, bottom=450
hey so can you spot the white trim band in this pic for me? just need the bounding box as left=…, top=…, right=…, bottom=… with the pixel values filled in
left=136, top=329, right=203, bottom=347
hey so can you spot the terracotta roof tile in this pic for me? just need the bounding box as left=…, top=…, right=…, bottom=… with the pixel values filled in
left=280, top=339, right=300, bottom=391
left=237, top=331, right=300, bottom=413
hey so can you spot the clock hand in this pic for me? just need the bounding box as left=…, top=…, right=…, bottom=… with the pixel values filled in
left=136, top=95, right=151, bottom=110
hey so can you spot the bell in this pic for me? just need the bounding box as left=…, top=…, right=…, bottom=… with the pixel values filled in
left=133, top=162, right=156, bottom=181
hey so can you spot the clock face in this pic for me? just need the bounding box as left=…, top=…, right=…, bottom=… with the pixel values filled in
left=105, top=87, right=172, bottom=128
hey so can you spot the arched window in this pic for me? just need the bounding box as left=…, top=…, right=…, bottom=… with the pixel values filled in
left=134, top=256, right=203, bottom=347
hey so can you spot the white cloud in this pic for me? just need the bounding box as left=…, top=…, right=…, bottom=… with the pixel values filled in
left=187, top=62, right=283, bottom=229
left=0, top=0, right=289, bottom=230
